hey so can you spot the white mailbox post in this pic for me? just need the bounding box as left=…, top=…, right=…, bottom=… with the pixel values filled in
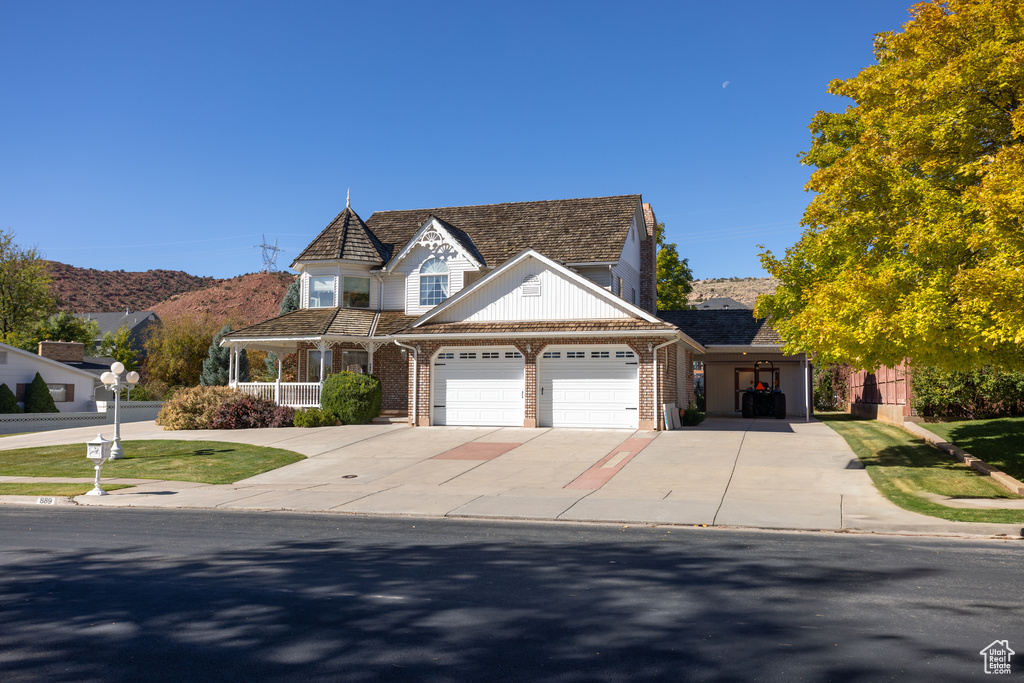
left=85, top=433, right=112, bottom=496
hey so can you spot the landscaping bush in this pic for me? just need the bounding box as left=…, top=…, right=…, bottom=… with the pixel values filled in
left=24, top=372, right=58, bottom=413
left=156, top=385, right=237, bottom=430
left=681, top=401, right=705, bottom=426
left=269, top=405, right=295, bottom=428
left=912, top=365, right=1024, bottom=419
left=814, top=362, right=849, bottom=411
left=320, top=372, right=381, bottom=425
left=211, top=394, right=278, bottom=429
left=293, top=407, right=334, bottom=428
left=0, top=383, right=23, bottom=413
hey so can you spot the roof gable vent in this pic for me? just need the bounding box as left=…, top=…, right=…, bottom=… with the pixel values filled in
left=521, top=274, right=541, bottom=297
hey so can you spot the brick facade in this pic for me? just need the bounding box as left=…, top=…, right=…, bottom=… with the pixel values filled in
left=295, top=340, right=409, bottom=412
left=405, top=336, right=682, bottom=430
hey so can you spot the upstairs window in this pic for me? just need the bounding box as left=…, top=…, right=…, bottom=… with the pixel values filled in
left=420, top=259, right=449, bottom=306
left=342, top=276, right=370, bottom=308
left=309, top=276, right=335, bottom=308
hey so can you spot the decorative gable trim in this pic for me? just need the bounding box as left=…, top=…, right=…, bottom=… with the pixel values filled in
left=411, top=248, right=664, bottom=327
left=383, top=216, right=484, bottom=273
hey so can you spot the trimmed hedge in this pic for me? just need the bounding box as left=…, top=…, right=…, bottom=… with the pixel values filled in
left=321, top=372, right=381, bottom=425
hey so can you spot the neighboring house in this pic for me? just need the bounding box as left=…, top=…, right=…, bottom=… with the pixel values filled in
left=74, top=310, right=161, bottom=358
left=0, top=341, right=97, bottom=412
left=658, top=309, right=811, bottom=418
left=694, top=297, right=749, bottom=310
left=223, top=195, right=705, bottom=430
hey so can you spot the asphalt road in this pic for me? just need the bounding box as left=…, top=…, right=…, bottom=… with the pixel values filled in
left=0, top=508, right=1020, bottom=682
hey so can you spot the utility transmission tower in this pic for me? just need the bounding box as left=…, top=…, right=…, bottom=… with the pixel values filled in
left=255, top=234, right=284, bottom=272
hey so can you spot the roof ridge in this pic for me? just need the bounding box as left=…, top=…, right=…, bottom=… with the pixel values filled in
left=368, top=194, right=642, bottom=217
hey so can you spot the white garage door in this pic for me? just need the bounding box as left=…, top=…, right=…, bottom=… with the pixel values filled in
left=538, top=346, right=639, bottom=429
left=432, top=347, right=525, bottom=426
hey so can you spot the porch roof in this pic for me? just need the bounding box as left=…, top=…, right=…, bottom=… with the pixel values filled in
left=222, top=308, right=419, bottom=342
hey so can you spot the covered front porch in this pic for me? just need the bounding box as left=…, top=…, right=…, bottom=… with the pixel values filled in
left=220, top=308, right=416, bottom=410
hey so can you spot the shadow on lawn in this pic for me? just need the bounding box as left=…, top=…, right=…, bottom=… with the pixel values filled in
left=0, top=510, right=998, bottom=683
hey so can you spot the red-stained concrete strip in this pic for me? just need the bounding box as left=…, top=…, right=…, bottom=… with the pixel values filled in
left=564, top=436, right=655, bottom=490
left=432, top=442, right=523, bottom=461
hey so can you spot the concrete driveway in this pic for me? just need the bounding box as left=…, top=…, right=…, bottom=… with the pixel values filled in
left=1, top=418, right=1020, bottom=537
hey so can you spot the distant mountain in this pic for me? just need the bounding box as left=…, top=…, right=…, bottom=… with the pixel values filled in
left=687, top=277, right=778, bottom=309
left=46, top=261, right=219, bottom=313
left=45, top=261, right=295, bottom=327
left=149, top=272, right=295, bottom=327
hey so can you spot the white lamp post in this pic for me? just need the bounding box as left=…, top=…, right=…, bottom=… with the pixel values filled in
left=100, top=362, right=139, bottom=460
left=85, top=433, right=112, bottom=496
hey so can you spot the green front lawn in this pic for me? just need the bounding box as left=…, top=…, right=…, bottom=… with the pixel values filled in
left=0, top=441, right=305, bottom=485
left=818, top=415, right=1024, bottom=524
left=0, top=483, right=134, bottom=496
left=923, top=417, right=1024, bottom=482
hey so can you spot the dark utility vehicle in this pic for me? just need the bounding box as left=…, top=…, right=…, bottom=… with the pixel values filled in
left=741, top=360, right=786, bottom=419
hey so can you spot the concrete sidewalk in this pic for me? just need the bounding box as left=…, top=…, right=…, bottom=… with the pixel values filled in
left=2, top=418, right=1021, bottom=539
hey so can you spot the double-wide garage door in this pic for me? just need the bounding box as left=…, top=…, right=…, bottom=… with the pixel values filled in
left=431, top=345, right=639, bottom=429
left=538, top=346, right=639, bottom=429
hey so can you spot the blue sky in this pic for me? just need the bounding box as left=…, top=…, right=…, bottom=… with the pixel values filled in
left=1, top=0, right=914, bottom=280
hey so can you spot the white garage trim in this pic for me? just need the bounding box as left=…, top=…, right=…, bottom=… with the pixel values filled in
left=537, top=345, right=639, bottom=429
left=431, top=346, right=525, bottom=426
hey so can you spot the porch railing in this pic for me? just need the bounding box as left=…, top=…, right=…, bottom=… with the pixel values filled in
left=235, top=382, right=321, bottom=408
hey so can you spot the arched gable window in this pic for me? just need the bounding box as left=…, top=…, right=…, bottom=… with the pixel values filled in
left=419, top=258, right=449, bottom=306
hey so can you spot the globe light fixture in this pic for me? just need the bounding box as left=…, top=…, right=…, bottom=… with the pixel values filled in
left=101, top=362, right=138, bottom=460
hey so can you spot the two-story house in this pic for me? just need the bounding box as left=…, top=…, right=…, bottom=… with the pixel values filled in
left=222, top=195, right=705, bottom=430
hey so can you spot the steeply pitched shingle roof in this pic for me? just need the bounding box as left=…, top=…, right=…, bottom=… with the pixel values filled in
left=657, top=309, right=781, bottom=346
left=293, top=207, right=390, bottom=266
left=366, top=195, right=641, bottom=266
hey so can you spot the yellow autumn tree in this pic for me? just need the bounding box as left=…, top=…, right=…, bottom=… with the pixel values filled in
left=756, top=0, right=1024, bottom=370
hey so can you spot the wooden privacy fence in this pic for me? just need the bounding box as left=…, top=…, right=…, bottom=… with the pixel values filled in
left=849, top=363, right=910, bottom=406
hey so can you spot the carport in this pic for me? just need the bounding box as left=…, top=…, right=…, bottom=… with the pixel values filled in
left=659, top=309, right=812, bottom=419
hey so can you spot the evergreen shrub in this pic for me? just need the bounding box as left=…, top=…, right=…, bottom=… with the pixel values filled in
left=24, top=372, right=59, bottom=413
left=0, top=383, right=23, bottom=413
left=320, top=372, right=381, bottom=425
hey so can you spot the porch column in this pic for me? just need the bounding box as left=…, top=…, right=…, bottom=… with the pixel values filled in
left=318, top=341, right=326, bottom=384
left=368, top=343, right=375, bottom=375
left=228, top=343, right=235, bottom=387
left=275, top=352, right=282, bottom=405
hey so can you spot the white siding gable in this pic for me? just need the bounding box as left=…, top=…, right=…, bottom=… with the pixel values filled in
left=398, top=244, right=477, bottom=316
left=430, top=257, right=636, bottom=323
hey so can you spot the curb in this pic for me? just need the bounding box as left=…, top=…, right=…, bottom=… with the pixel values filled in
left=0, top=495, right=77, bottom=506
left=902, top=422, right=1024, bottom=495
